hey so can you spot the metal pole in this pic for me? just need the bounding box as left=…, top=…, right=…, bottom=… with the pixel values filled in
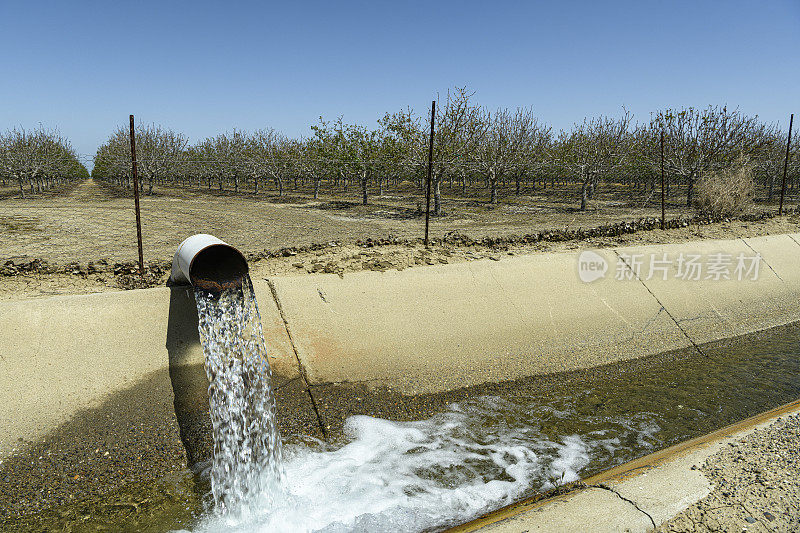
left=660, top=130, right=665, bottom=230
left=424, top=100, right=435, bottom=246
left=779, top=113, right=794, bottom=215
left=129, top=115, right=145, bottom=275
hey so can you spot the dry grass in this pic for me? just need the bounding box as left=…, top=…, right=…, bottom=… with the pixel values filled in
left=695, top=158, right=755, bottom=218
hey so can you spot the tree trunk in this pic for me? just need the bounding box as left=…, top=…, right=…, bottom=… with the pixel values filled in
left=313, top=179, right=320, bottom=199
left=361, top=172, right=368, bottom=205
left=490, top=179, right=498, bottom=204
left=433, top=178, right=442, bottom=215
left=686, top=175, right=694, bottom=207
left=580, top=181, right=588, bottom=211
left=768, top=174, right=774, bottom=201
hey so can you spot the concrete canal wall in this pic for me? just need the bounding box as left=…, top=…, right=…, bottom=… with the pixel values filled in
left=2, top=233, right=800, bottom=457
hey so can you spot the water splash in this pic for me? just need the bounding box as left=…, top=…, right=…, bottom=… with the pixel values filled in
left=188, top=394, right=661, bottom=533
left=195, top=276, right=284, bottom=518
left=188, top=282, right=662, bottom=532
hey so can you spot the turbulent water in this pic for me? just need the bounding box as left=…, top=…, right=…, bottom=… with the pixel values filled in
left=190, top=277, right=662, bottom=532
left=19, top=312, right=799, bottom=533
left=185, top=279, right=798, bottom=532
left=187, top=393, right=660, bottom=533
left=194, top=277, right=285, bottom=519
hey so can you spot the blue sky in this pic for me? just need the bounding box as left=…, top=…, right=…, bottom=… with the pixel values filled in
left=1, top=0, right=798, bottom=163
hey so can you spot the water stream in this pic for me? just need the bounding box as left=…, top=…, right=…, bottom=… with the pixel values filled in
left=14, top=316, right=798, bottom=532
left=185, top=280, right=800, bottom=532
left=194, top=277, right=285, bottom=520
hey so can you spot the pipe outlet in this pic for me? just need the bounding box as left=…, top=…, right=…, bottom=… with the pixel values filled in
left=169, top=234, right=249, bottom=292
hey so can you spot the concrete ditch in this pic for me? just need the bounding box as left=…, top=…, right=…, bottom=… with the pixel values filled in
left=447, top=399, right=800, bottom=533
left=1, top=233, right=799, bottom=526
left=3, top=233, right=800, bottom=455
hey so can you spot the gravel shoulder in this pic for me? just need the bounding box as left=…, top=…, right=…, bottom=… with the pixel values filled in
left=656, top=414, right=800, bottom=532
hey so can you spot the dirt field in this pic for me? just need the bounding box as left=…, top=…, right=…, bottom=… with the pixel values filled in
left=0, top=178, right=698, bottom=263
left=2, top=178, right=800, bottom=300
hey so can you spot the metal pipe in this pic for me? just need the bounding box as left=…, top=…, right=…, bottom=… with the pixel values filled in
left=168, top=234, right=249, bottom=292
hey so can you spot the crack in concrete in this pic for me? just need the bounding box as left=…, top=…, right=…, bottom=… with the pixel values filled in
left=595, top=483, right=657, bottom=529
left=740, top=238, right=783, bottom=282
left=266, top=278, right=329, bottom=440
left=613, top=250, right=708, bottom=358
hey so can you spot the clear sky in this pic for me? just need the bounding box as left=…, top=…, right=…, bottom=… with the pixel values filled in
left=1, top=0, right=798, bottom=164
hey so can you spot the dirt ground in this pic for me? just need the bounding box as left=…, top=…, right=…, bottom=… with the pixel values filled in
left=656, top=414, right=800, bottom=532
left=0, top=179, right=700, bottom=265
left=2, top=178, right=800, bottom=299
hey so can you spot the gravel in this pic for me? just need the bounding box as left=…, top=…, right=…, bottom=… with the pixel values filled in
left=657, top=413, right=800, bottom=532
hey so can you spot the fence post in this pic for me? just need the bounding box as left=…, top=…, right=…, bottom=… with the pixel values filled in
left=660, top=130, right=665, bottom=230
left=129, top=115, right=145, bottom=275
left=424, top=100, right=435, bottom=246
left=779, top=113, right=794, bottom=215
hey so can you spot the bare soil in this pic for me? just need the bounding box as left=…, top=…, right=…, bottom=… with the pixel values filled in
left=2, top=178, right=800, bottom=300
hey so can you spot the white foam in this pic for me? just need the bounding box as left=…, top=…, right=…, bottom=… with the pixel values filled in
left=185, top=395, right=660, bottom=533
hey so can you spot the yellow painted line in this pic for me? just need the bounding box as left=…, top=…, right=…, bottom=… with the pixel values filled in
left=446, top=398, right=800, bottom=532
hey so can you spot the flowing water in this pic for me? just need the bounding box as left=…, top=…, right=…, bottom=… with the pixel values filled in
left=194, top=277, right=284, bottom=520
left=182, top=308, right=800, bottom=533
left=11, top=320, right=799, bottom=532
left=190, top=400, right=653, bottom=533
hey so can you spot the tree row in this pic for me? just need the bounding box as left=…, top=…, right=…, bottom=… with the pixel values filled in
left=85, top=89, right=798, bottom=212
left=0, top=127, right=89, bottom=197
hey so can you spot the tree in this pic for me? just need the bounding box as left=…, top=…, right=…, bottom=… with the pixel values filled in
left=651, top=106, right=767, bottom=206
left=428, top=87, right=484, bottom=215
left=378, top=108, right=424, bottom=193
left=255, top=129, right=293, bottom=197
left=475, top=106, right=550, bottom=203
left=136, top=125, right=188, bottom=194
left=0, top=126, right=86, bottom=197
left=344, top=122, right=381, bottom=205
left=92, top=128, right=131, bottom=186
left=554, top=112, right=634, bottom=211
